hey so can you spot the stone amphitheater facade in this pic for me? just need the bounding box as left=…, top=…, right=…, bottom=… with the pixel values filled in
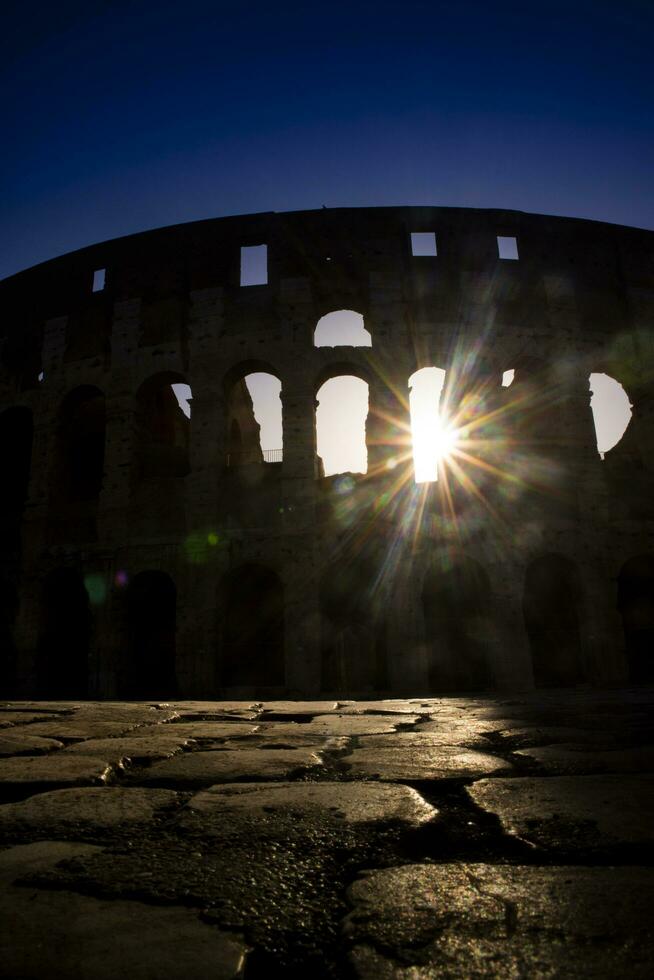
left=0, top=206, right=653, bottom=698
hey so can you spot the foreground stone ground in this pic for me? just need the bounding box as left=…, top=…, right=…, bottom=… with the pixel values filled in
left=0, top=691, right=653, bottom=978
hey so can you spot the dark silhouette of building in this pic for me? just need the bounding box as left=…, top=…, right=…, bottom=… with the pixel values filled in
left=0, top=206, right=652, bottom=696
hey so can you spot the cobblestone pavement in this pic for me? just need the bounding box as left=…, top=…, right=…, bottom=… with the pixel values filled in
left=0, top=691, right=653, bottom=978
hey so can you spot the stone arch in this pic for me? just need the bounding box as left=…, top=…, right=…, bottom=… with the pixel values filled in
left=314, top=310, right=371, bottom=348
left=135, top=372, right=191, bottom=479
left=0, top=577, right=19, bottom=695
left=408, top=366, right=449, bottom=483
left=220, top=564, right=284, bottom=687
left=315, top=364, right=371, bottom=478
left=0, top=406, right=33, bottom=553
left=123, top=570, right=178, bottom=697
left=617, top=555, right=654, bottom=684
left=422, top=555, right=494, bottom=692
left=588, top=372, right=632, bottom=457
left=523, top=554, right=584, bottom=687
left=319, top=558, right=383, bottom=692
left=37, top=568, right=90, bottom=697
left=223, top=360, right=282, bottom=466
left=54, top=386, right=106, bottom=502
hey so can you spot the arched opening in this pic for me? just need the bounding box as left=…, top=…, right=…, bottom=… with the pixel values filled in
left=316, top=375, right=369, bottom=476
left=320, top=561, right=382, bottom=691
left=221, top=565, right=284, bottom=687
left=422, top=556, right=493, bottom=692
left=0, top=579, right=19, bottom=695
left=0, top=407, right=33, bottom=553
left=124, top=571, right=178, bottom=697
left=225, top=366, right=282, bottom=466
left=55, top=386, right=106, bottom=502
left=314, top=310, right=371, bottom=347
left=617, top=556, right=654, bottom=684
left=589, top=372, right=632, bottom=458
left=135, top=373, right=191, bottom=478
left=523, top=555, right=584, bottom=687
left=37, top=568, right=90, bottom=697
left=408, top=367, right=450, bottom=483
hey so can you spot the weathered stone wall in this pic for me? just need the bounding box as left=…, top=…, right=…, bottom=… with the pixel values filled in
left=1, top=206, right=653, bottom=697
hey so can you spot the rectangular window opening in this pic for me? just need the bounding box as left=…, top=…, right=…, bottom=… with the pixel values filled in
left=411, top=232, right=437, bottom=257
left=92, top=268, right=106, bottom=292
left=497, top=236, right=519, bottom=260
left=240, top=244, right=268, bottom=286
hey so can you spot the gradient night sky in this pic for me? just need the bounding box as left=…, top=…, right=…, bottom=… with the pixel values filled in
left=1, top=0, right=653, bottom=282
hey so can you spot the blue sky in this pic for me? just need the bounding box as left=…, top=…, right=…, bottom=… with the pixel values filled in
left=1, top=0, right=653, bottom=280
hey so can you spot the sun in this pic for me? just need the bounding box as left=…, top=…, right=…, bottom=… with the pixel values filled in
left=411, top=414, right=459, bottom=483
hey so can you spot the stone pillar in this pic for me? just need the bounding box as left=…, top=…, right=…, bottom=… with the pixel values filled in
left=173, top=288, right=227, bottom=694
left=280, top=372, right=316, bottom=530
left=282, top=537, right=320, bottom=693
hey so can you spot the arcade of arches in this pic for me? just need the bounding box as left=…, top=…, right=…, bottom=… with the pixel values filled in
left=0, top=269, right=651, bottom=696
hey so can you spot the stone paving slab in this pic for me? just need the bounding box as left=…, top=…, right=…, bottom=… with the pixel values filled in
left=468, top=774, right=654, bottom=849
left=183, top=781, right=437, bottom=827
left=0, top=711, right=68, bottom=727
left=359, top=731, right=493, bottom=749
left=136, top=747, right=323, bottom=787
left=130, top=721, right=259, bottom=740
left=23, top=718, right=161, bottom=741
left=336, top=700, right=435, bottom=715
left=0, top=842, right=247, bottom=979
left=418, top=716, right=519, bottom=734
left=219, top=733, right=350, bottom=751
left=0, top=755, right=113, bottom=793
left=515, top=743, right=654, bottom=774
left=63, top=734, right=194, bottom=763
left=0, top=733, right=64, bottom=755
left=343, top=746, right=512, bottom=781
left=0, top=786, right=179, bottom=833
left=344, top=863, right=654, bottom=978
left=259, top=700, right=339, bottom=715
left=268, top=714, right=420, bottom=736
left=158, top=700, right=259, bottom=714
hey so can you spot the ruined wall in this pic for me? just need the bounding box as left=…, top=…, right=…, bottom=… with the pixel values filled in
left=1, top=206, right=653, bottom=697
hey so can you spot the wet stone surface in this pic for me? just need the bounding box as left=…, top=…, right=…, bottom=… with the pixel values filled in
left=0, top=690, right=652, bottom=978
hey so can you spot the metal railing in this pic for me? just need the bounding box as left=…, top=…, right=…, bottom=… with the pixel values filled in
left=226, top=448, right=283, bottom=467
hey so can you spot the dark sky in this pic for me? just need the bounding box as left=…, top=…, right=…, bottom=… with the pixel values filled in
left=2, top=0, right=652, bottom=281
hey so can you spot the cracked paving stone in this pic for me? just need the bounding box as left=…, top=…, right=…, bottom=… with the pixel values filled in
left=259, top=700, right=339, bottom=716
left=22, top=718, right=161, bottom=741
left=219, top=734, right=350, bottom=751
left=417, top=717, right=516, bottom=735
left=467, top=774, right=654, bottom=850
left=270, top=714, right=420, bottom=737
left=159, top=700, right=259, bottom=714
left=343, top=746, right=512, bottom=781
left=0, top=755, right=113, bottom=792
left=0, top=732, right=64, bottom=755
left=358, top=731, right=493, bottom=749
left=0, top=842, right=247, bottom=979
left=514, top=743, right=654, bottom=774
left=180, top=781, right=438, bottom=827
left=132, top=721, right=259, bottom=740
left=136, top=748, right=323, bottom=787
left=336, top=701, right=435, bottom=715
left=0, top=786, right=179, bottom=833
left=0, top=711, right=68, bottom=727
left=343, top=863, right=654, bottom=979
left=63, top=734, right=194, bottom=763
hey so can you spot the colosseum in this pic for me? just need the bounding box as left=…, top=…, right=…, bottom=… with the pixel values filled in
left=0, top=206, right=652, bottom=699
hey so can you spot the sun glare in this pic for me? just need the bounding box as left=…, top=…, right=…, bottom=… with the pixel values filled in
left=409, top=367, right=458, bottom=483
